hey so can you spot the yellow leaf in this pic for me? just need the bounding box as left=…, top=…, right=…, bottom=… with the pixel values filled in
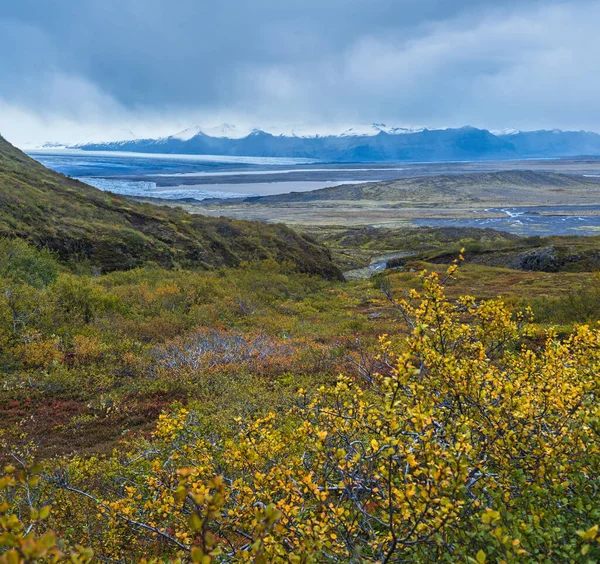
left=189, top=513, right=203, bottom=531
left=39, top=505, right=51, bottom=520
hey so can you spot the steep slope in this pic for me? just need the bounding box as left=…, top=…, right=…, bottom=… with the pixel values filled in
left=0, top=136, right=341, bottom=279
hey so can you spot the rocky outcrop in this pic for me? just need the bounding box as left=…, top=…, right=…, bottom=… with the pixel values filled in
left=510, top=246, right=562, bottom=272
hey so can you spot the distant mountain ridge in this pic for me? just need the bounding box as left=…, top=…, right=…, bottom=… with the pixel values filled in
left=73, top=125, right=600, bottom=162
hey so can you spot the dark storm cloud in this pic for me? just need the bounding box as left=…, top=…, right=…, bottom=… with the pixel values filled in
left=1, top=0, right=599, bottom=143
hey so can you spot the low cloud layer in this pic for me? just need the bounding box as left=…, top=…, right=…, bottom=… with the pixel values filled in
left=1, top=0, right=599, bottom=145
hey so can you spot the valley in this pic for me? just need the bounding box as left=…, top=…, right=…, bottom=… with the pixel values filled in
left=2, top=137, right=600, bottom=561
left=28, top=148, right=600, bottom=236
left=4, top=2, right=600, bottom=560
left=180, top=170, right=600, bottom=237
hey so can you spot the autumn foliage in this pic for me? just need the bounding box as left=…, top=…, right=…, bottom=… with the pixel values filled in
left=2, top=264, right=598, bottom=562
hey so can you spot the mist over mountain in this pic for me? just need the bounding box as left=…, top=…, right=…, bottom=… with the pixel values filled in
left=75, top=126, right=600, bottom=162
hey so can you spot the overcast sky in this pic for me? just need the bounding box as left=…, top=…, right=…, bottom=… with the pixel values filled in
left=2, top=0, right=600, bottom=145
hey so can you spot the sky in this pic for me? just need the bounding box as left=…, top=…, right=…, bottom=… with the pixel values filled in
left=1, top=0, right=600, bottom=146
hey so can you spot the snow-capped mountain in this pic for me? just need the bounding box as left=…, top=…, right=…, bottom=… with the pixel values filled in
left=72, top=125, right=600, bottom=162
left=171, top=126, right=203, bottom=141
left=334, top=124, right=427, bottom=137
left=169, top=123, right=248, bottom=140
left=25, top=129, right=141, bottom=151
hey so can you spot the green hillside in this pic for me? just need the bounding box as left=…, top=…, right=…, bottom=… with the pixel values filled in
left=0, top=136, right=341, bottom=279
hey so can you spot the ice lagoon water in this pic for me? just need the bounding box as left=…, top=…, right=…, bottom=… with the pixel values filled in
left=28, top=149, right=398, bottom=200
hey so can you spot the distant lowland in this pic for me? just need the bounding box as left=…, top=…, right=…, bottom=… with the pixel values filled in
left=23, top=124, right=600, bottom=239
left=62, top=125, right=600, bottom=162
left=189, top=170, right=600, bottom=236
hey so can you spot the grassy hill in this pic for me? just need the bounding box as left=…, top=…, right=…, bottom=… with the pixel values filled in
left=0, top=136, right=341, bottom=279
left=302, top=223, right=600, bottom=275
left=414, top=233, right=600, bottom=273
left=301, top=225, right=522, bottom=271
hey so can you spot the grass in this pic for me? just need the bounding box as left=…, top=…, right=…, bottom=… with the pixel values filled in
left=301, top=225, right=522, bottom=270
left=411, top=232, right=600, bottom=272
left=3, top=237, right=599, bottom=461
left=0, top=136, right=341, bottom=279
left=0, top=244, right=383, bottom=459
left=384, top=260, right=600, bottom=333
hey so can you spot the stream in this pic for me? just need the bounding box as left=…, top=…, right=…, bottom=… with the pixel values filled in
left=344, top=252, right=414, bottom=280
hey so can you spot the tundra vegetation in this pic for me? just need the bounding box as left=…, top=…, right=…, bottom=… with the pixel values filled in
left=0, top=138, right=599, bottom=562
left=1, top=238, right=599, bottom=562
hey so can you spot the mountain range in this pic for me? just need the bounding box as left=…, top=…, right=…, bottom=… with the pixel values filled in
left=72, top=125, right=600, bottom=162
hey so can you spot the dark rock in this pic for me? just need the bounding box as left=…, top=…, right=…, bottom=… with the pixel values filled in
left=511, top=247, right=560, bottom=272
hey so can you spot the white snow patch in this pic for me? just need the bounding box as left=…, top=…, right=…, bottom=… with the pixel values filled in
left=491, top=128, right=521, bottom=136
left=171, top=126, right=203, bottom=141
